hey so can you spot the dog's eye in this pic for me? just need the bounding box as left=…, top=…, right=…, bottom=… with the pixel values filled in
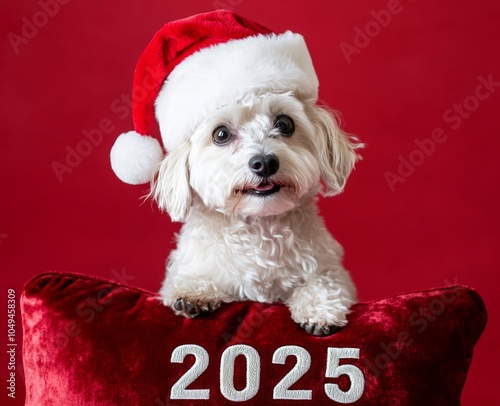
left=274, top=115, right=295, bottom=136
left=212, top=126, right=234, bottom=145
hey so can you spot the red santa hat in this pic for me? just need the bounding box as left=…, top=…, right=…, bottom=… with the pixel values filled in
left=110, top=10, right=319, bottom=184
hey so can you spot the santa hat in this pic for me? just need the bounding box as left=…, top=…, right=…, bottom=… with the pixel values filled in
left=110, top=10, right=319, bottom=184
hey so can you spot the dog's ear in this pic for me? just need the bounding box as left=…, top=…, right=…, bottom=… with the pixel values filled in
left=309, top=105, right=363, bottom=196
left=150, top=139, right=192, bottom=222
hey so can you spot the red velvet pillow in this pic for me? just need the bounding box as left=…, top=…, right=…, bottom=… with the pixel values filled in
left=21, top=272, right=486, bottom=405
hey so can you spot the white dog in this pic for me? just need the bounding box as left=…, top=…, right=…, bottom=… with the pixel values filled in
left=151, top=91, right=361, bottom=336
left=110, top=12, right=362, bottom=336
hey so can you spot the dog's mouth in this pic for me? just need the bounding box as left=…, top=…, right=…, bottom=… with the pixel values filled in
left=236, top=182, right=281, bottom=197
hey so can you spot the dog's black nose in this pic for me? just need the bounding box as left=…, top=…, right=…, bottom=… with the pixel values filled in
left=248, top=153, right=279, bottom=177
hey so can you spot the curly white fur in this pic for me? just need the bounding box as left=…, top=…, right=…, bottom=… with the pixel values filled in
left=151, top=91, right=362, bottom=335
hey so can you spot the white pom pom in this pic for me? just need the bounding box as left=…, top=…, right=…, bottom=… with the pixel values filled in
left=110, top=131, right=164, bottom=184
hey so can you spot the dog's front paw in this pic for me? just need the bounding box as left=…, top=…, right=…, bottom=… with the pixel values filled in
left=287, top=275, right=355, bottom=336
left=291, top=305, right=349, bottom=336
left=173, top=297, right=221, bottom=319
left=160, top=276, right=223, bottom=318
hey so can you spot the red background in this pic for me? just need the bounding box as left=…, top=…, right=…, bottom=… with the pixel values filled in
left=1, top=0, right=499, bottom=404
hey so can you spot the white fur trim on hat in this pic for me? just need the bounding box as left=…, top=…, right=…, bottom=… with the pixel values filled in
left=110, top=131, right=164, bottom=185
left=155, top=31, right=318, bottom=152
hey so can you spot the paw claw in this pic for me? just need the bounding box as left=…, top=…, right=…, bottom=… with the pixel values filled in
left=185, top=301, right=198, bottom=316
left=173, top=298, right=184, bottom=311
left=200, top=301, right=220, bottom=313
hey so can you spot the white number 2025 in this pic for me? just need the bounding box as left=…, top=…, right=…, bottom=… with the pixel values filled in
left=170, top=344, right=364, bottom=402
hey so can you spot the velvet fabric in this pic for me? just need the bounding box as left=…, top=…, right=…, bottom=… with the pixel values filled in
left=21, top=272, right=486, bottom=405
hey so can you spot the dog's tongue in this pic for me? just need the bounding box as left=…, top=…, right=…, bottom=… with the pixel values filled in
left=254, top=183, right=275, bottom=192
